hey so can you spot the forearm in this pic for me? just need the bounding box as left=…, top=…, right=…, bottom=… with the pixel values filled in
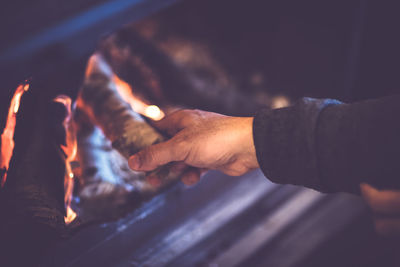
left=253, top=95, right=400, bottom=193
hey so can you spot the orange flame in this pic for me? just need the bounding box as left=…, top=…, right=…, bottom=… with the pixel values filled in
left=0, top=83, right=29, bottom=187
left=113, top=75, right=165, bottom=121
left=65, top=204, right=77, bottom=224
left=54, top=95, right=78, bottom=224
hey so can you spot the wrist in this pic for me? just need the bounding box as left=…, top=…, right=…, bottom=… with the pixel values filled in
left=234, top=116, right=259, bottom=170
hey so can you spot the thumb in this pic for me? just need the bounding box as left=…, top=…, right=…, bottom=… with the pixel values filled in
left=129, top=139, right=184, bottom=171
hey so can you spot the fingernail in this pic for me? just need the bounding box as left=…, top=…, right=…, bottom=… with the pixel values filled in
left=129, top=155, right=141, bottom=170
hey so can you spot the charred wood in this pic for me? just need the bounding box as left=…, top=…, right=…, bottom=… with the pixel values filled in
left=0, top=86, right=68, bottom=266
left=77, top=55, right=182, bottom=195
left=72, top=108, right=149, bottom=222
left=78, top=54, right=164, bottom=158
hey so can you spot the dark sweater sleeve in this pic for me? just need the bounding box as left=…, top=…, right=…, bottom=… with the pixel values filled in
left=253, top=96, right=400, bottom=193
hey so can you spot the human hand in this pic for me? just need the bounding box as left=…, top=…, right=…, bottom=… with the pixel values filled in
left=361, top=183, right=400, bottom=236
left=128, top=109, right=259, bottom=185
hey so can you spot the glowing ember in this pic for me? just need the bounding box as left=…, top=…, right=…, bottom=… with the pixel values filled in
left=63, top=167, right=76, bottom=224
left=113, top=75, right=165, bottom=121
left=145, top=105, right=162, bottom=120
left=65, top=206, right=77, bottom=224
left=54, top=95, right=78, bottom=224
left=0, top=83, right=29, bottom=187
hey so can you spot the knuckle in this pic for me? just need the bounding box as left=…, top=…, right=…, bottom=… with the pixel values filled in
left=181, top=108, right=193, bottom=114
left=191, top=109, right=201, bottom=115
left=183, top=108, right=202, bottom=119
left=191, top=109, right=205, bottom=119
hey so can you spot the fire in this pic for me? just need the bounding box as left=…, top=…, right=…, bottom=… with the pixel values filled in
left=63, top=167, right=77, bottom=225
left=65, top=206, right=77, bottom=224
left=0, top=83, right=29, bottom=187
left=54, top=95, right=77, bottom=160
left=54, top=95, right=78, bottom=224
left=60, top=55, right=164, bottom=224
left=145, top=105, right=162, bottom=120
left=113, top=75, right=165, bottom=121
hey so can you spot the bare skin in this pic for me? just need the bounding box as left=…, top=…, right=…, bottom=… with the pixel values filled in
left=128, top=109, right=259, bottom=186
left=129, top=109, right=400, bottom=238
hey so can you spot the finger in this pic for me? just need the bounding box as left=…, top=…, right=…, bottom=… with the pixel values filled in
left=169, top=162, right=188, bottom=174
left=146, top=163, right=187, bottom=188
left=361, top=183, right=400, bottom=214
left=152, top=109, right=193, bottom=136
left=129, top=139, right=187, bottom=171
left=146, top=173, right=162, bottom=187
left=181, top=168, right=201, bottom=186
left=170, top=162, right=207, bottom=178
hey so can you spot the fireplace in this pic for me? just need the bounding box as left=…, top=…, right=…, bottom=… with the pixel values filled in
left=0, top=0, right=396, bottom=266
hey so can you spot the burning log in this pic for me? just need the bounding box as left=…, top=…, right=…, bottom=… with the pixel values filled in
left=71, top=107, right=149, bottom=222
left=78, top=54, right=164, bottom=159
left=77, top=54, right=181, bottom=191
left=0, top=85, right=69, bottom=265
left=53, top=95, right=77, bottom=225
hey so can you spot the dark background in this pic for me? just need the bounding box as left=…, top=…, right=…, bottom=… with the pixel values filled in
left=2, top=0, right=400, bottom=129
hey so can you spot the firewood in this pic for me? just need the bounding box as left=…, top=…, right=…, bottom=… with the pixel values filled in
left=0, top=87, right=68, bottom=265
left=71, top=107, right=151, bottom=222
left=77, top=54, right=181, bottom=189
left=78, top=54, right=164, bottom=158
